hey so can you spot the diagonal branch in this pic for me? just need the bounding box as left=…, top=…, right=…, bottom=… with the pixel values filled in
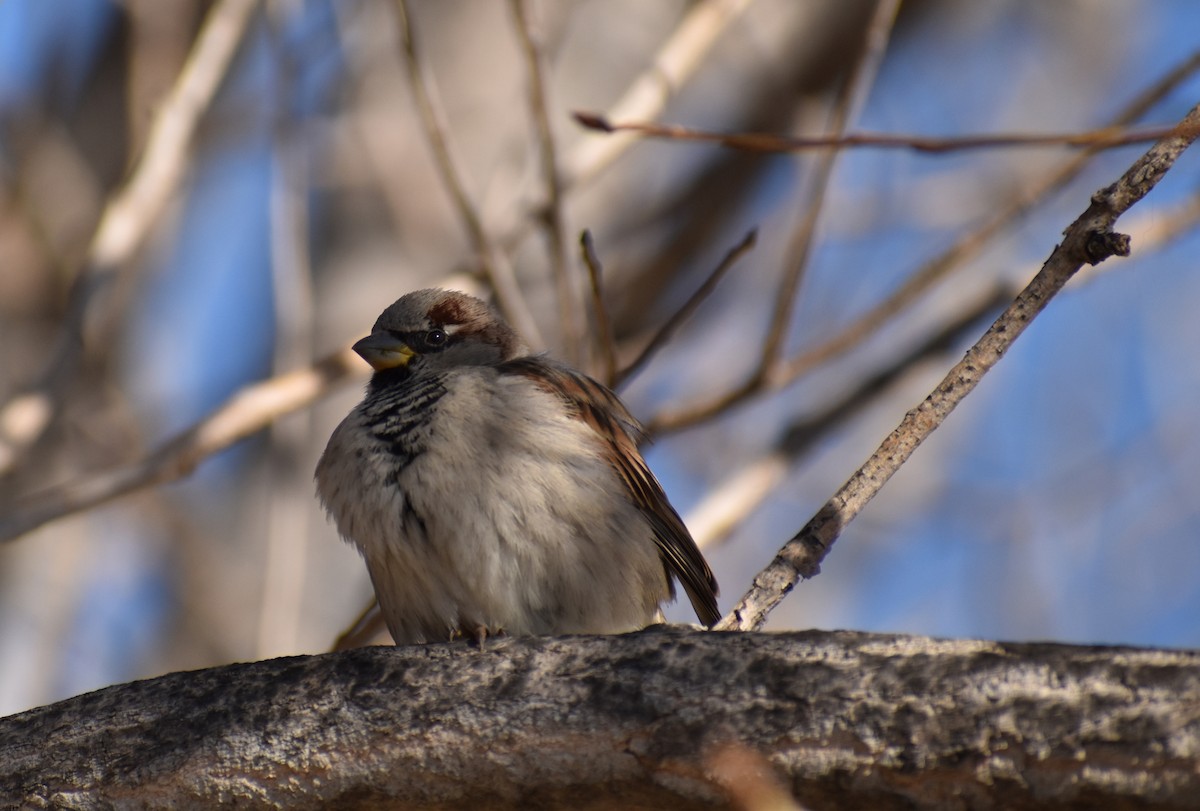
left=719, top=101, right=1200, bottom=632
left=687, top=283, right=1008, bottom=551
left=0, top=350, right=363, bottom=544
left=508, top=0, right=577, bottom=362
left=0, top=0, right=261, bottom=478
left=560, top=0, right=756, bottom=189
left=578, top=231, right=618, bottom=387
left=392, top=0, right=543, bottom=348
left=616, top=228, right=757, bottom=390
left=647, top=0, right=900, bottom=430
left=649, top=47, right=1200, bottom=433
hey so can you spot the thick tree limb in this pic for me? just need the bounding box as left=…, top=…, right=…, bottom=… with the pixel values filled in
left=3, top=630, right=1198, bottom=809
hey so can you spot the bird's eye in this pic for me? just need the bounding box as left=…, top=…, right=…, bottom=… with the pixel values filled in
left=425, top=328, right=447, bottom=347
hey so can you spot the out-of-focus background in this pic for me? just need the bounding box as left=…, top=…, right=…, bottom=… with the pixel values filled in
left=1, top=0, right=1199, bottom=717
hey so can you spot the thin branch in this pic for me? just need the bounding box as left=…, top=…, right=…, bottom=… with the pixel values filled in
left=688, top=283, right=1008, bottom=550
left=0, top=0, right=261, bottom=476
left=494, top=0, right=757, bottom=260
left=759, top=0, right=902, bottom=371
left=651, top=46, right=1200, bottom=433
left=508, top=0, right=577, bottom=362
left=647, top=0, right=900, bottom=429
left=0, top=349, right=363, bottom=544
left=392, top=0, right=543, bottom=348
left=560, top=0, right=756, bottom=189
left=616, top=228, right=757, bottom=389
left=687, top=180, right=1200, bottom=552
left=574, top=115, right=1200, bottom=155
left=578, top=231, right=618, bottom=387
left=719, top=101, right=1200, bottom=632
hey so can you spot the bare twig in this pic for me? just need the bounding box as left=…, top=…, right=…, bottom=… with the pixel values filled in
left=647, top=0, right=900, bottom=429
left=759, top=0, right=902, bottom=370
left=560, top=0, right=755, bottom=189
left=579, top=231, right=618, bottom=387
left=651, top=46, right=1200, bottom=433
left=392, top=0, right=543, bottom=348
left=616, top=228, right=757, bottom=389
left=688, top=180, right=1200, bottom=552
left=688, top=283, right=1008, bottom=550
left=508, top=0, right=576, bottom=362
left=574, top=115, right=1200, bottom=155
left=718, top=102, right=1200, bottom=632
left=0, top=349, right=364, bottom=544
left=0, top=0, right=260, bottom=476
left=494, top=0, right=757, bottom=261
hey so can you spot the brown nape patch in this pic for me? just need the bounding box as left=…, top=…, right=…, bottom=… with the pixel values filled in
left=429, top=292, right=523, bottom=359
left=427, top=292, right=482, bottom=327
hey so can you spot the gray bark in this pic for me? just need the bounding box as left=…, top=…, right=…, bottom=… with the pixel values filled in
left=2, top=628, right=1198, bottom=810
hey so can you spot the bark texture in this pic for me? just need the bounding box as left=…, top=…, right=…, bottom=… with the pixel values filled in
left=2, top=629, right=1198, bottom=810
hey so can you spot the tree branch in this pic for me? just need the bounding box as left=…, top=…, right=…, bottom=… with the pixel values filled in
left=3, top=630, right=1198, bottom=809
left=0, top=349, right=362, bottom=543
left=0, top=0, right=260, bottom=477
left=719, top=100, right=1200, bottom=632
left=647, top=47, right=1200, bottom=434
left=392, top=0, right=543, bottom=348
left=574, top=114, right=1200, bottom=155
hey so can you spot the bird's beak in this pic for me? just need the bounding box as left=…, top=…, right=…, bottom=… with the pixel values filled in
left=353, top=332, right=416, bottom=371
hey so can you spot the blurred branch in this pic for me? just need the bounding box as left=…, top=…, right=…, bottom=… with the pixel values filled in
left=0, top=350, right=363, bottom=544
left=579, top=231, right=618, bottom=387
left=708, top=744, right=805, bottom=811
left=508, top=0, right=577, bottom=362
left=494, top=0, right=757, bottom=262
left=392, top=0, right=543, bottom=348
left=760, top=0, right=901, bottom=371
left=719, top=101, right=1200, bottom=632
left=574, top=115, right=1200, bottom=154
left=560, top=0, right=755, bottom=189
left=0, top=224, right=756, bottom=549
left=0, top=0, right=260, bottom=477
left=685, top=176, right=1200, bottom=551
left=616, top=228, right=757, bottom=390
left=646, top=0, right=900, bottom=430
left=651, top=46, right=1200, bottom=433
left=688, top=283, right=1008, bottom=551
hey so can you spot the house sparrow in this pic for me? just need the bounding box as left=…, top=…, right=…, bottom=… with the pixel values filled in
left=316, top=289, right=719, bottom=644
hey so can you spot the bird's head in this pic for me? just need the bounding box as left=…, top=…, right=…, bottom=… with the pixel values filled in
left=353, top=289, right=525, bottom=380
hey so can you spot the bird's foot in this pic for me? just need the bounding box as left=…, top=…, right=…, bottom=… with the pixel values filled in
left=455, top=624, right=506, bottom=648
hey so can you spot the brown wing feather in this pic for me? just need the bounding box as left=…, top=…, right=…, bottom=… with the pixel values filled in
left=500, top=357, right=720, bottom=626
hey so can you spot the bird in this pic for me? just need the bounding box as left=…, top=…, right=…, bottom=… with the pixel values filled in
left=315, top=288, right=719, bottom=644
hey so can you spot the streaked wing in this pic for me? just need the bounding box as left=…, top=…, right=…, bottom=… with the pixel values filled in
left=499, top=357, right=720, bottom=626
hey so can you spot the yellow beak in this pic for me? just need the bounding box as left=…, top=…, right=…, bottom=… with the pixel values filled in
left=352, top=332, right=416, bottom=371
